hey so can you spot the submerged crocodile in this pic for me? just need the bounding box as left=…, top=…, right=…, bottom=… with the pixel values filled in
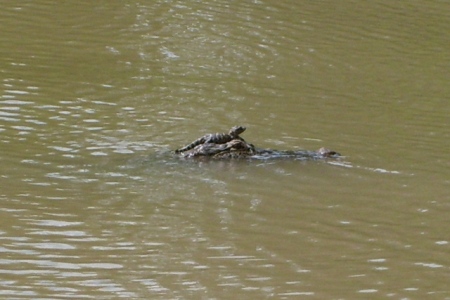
left=176, top=126, right=340, bottom=160
left=175, top=125, right=246, bottom=153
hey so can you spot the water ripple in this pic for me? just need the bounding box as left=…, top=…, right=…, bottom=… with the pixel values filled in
left=1, top=1, right=449, bottom=299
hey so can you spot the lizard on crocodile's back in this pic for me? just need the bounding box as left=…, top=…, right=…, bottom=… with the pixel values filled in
left=175, top=125, right=246, bottom=153
left=175, top=126, right=340, bottom=160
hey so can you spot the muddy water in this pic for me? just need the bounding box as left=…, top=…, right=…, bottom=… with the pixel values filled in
left=1, top=1, right=449, bottom=299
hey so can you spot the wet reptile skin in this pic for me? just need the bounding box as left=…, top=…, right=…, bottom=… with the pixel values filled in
left=175, top=127, right=340, bottom=160
left=175, top=125, right=246, bottom=154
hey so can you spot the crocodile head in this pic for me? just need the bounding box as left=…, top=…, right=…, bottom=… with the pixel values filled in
left=317, top=147, right=340, bottom=157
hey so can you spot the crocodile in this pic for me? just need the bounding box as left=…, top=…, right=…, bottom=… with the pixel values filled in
left=176, top=126, right=340, bottom=160
left=180, top=140, right=339, bottom=160
left=175, top=125, right=246, bottom=153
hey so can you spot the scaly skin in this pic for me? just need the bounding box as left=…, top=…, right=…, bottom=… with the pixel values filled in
left=181, top=139, right=255, bottom=158
left=175, top=126, right=340, bottom=160
left=179, top=140, right=339, bottom=160
left=175, top=126, right=246, bottom=154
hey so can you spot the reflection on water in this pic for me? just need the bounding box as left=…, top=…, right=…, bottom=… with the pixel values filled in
left=1, top=0, right=450, bottom=299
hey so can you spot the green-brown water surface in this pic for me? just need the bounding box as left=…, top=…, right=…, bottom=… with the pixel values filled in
left=1, top=1, right=449, bottom=299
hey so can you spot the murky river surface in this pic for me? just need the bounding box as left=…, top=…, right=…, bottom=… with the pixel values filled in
left=1, top=1, right=449, bottom=299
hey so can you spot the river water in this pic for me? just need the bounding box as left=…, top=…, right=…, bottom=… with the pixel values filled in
left=1, top=1, right=449, bottom=299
